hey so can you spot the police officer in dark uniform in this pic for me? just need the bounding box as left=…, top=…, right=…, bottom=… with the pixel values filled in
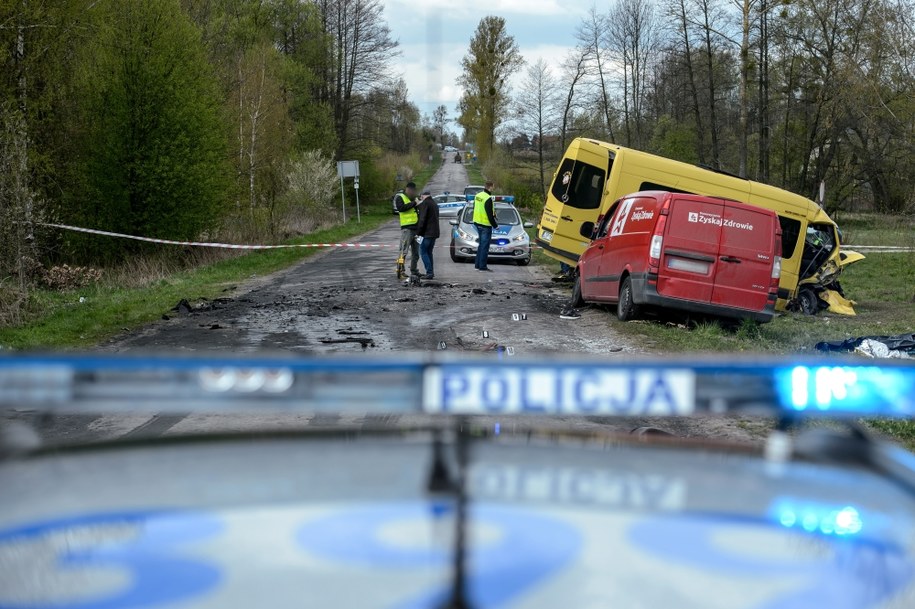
left=415, top=191, right=440, bottom=279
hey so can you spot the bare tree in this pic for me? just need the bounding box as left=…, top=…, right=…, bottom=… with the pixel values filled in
left=734, top=0, right=760, bottom=177
left=607, top=0, right=659, bottom=148
left=576, top=5, right=616, bottom=141
left=666, top=0, right=707, bottom=162
left=559, top=46, right=589, bottom=152
left=694, top=0, right=725, bottom=168
left=515, top=58, right=561, bottom=200
left=433, top=104, right=448, bottom=147
left=313, top=0, right=399, bottom=159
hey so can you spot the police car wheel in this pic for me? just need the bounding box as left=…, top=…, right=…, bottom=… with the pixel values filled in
left=617, top=277, right=639, bottom=322
left=449, top=242, right=459, bottom=262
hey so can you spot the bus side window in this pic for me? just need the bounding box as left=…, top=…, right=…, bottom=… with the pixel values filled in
left=778, top=216, right=802, bottom=259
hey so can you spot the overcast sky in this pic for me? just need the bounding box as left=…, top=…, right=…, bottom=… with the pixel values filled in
left=382, top=0, right=588, bottom=125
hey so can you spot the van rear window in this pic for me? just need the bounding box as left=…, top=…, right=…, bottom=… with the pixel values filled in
left=551, top=159, right=605, bottom=210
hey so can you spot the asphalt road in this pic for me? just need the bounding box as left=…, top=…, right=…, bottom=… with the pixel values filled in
left=3, top=161, right=769, bottom=446
left=103, top=160, right=635, bottom=357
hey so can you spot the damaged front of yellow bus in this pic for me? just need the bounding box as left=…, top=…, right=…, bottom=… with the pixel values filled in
left=792, top=206, right=865, bottom=316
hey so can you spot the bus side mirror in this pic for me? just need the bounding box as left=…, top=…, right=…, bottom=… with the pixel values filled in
left=580, top=222, right=595, bottom=239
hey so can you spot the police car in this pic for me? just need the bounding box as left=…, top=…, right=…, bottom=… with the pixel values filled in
left=449, top=197, right=534, bottom=265
left=2, top=355, right=915, bottom=609
left=432, top=192, right=466, bottom=218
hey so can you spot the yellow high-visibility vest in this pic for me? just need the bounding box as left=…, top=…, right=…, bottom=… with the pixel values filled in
left=398, top=193, right=418, bottom=226
left=473, top=191, right=492, bottom=226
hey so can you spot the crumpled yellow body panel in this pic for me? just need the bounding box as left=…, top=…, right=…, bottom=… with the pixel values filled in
left=821, top=289, right=857, bottom=316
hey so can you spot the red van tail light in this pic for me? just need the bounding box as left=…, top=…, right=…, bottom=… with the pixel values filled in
left=649, top=234, right=664, bottom=264
left=648, top=199, right=670, bottom=270
left=770, top=230, right=783, bottom=292
left=770, top=255, right=782, bottom=291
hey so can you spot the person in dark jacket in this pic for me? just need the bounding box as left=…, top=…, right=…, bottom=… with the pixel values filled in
left=415, top=191, right=440, bottom=279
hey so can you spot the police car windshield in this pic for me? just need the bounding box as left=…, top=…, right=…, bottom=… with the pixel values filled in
left=496, top=206, right=521, bottom=225
left=461, top=204, right=520, bottom=225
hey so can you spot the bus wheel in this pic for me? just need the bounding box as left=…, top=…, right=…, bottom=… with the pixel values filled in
left=797, top=287, right=820, bottom=316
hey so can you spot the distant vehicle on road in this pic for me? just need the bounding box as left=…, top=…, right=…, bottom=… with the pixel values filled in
left=463, top=184, right=485, bottom=198
left=432, top=193, right=465, bottom=217
left=573, top=191, right=782, bottom=323
left=449, top=199, right=534, bottom=266
left=443, top=145, right=457, bottom=152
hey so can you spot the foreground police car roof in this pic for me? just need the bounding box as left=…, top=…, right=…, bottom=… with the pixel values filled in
left=1, top=355, right=915, bottom=609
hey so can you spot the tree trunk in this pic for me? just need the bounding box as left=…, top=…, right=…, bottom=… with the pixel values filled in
left=757, top=0, right=770, bottom=182
left=15, top=3, right=33, bottom=244
left=738, top=0, right=751, bottom=177
left=560, top=52, right=586, bottom=153
left=701, top=2, right=721, bottom=169
left=248, top=58, right=266, bottom=214
left=677, top=0, right=705, bottom=163
left=595, top=52, right=616, bottom=142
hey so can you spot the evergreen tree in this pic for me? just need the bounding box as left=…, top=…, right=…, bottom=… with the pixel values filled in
left=66, top=0, right=230, bottom=257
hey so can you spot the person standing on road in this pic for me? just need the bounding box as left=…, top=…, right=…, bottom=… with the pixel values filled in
left=396, top=181, right=421, bottom=277
left=473, top=180, right=499, bottom=272
left=416, top=191, right=440, bottom=279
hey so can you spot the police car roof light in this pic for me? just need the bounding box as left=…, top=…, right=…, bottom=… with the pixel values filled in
left=0, top=355, right=912, bottom=419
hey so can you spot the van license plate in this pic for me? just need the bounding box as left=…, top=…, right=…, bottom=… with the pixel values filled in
left=667, top=258, right=710, bottom=274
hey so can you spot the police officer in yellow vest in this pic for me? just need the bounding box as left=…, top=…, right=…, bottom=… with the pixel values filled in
left=396, top=181, right=421, bottom=277
left=473, top=180, right=499, bottom=272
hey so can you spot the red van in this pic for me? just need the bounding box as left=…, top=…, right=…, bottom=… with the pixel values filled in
left=572, top=191, right=782, bottom=323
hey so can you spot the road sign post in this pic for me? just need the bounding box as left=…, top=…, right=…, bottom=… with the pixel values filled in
left=354, top=177, right=361, bottom=223
left=336, top=161, right=361, bottom=223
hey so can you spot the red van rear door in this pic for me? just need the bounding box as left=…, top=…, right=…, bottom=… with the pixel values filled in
left=657, top=197, right=723, bottom=303
left=710, top=202, right=776, bottom=311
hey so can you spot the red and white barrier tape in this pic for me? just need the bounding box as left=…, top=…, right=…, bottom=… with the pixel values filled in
left=41, top=222, right=395, bottom=250
left=41, top=222, right=548, bottom=253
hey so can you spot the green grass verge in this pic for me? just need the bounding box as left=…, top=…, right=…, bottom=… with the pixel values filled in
left=0, top=204, right=396, bottom=350
left=465, top=162, right=485, bottom=185
left=834, top=212, right=915, bottom=247
left=868, top=419, right=915, bottom=452
left=413, top=149, right=442, bottom=188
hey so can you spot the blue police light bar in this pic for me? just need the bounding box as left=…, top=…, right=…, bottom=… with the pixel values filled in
left=775, top=365, right=915, bottom=416
left=463, top=195, right=516, bottom=203
left=0, top=355, right=912, bottom=418
left=770, top=499, right=864, bottom=537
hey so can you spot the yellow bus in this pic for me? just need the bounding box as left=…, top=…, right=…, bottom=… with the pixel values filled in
left=535, top=138, right=862, bottom=312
